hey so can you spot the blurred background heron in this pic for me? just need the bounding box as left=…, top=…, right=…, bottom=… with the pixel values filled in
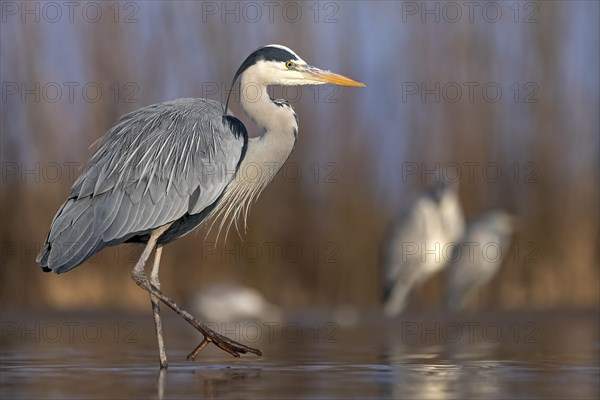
left=446, top=211, right=515, bottom=311
left=382, top=181, right=464, bottom=317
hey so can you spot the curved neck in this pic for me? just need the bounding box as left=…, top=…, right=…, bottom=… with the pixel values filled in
left=209, top=76, right=299, bottom=238
left=238, top=74, right=298, bottom=183
left=239, top=75, right=298, bottom=138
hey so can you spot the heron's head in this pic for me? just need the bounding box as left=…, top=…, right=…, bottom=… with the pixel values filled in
left=232, top=44, right=366, bottom=87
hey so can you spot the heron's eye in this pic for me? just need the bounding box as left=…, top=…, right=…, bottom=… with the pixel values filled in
left=285, top=61, right=294, bottom=69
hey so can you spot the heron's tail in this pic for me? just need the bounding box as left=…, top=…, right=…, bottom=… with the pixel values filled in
left=37, top=196, right=103, bottom=274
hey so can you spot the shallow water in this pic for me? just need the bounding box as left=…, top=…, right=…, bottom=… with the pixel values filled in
left=1, top=310, right=598, bottom=399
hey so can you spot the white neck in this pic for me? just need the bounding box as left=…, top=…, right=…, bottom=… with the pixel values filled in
left=208, top=76, right=298, bottom=238
left=239, top=74, right=298, bottom=179
left=240, top=74, right=298, bottom=136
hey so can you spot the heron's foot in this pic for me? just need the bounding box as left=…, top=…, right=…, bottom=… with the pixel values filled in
left=186, top=330, right=262, bottom=361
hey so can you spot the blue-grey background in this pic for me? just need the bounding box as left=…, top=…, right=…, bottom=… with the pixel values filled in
left=1, top=1, right=598, bottom=311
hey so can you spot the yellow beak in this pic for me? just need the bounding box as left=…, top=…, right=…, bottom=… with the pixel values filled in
left=305, top=67, right=367, bottom=87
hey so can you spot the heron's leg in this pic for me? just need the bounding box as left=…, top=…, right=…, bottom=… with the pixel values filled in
left=150, top=245, right=167, bottom=369
left=131, top=226, right=262, bottom=360
left=156, top=369, right=166, bottom=400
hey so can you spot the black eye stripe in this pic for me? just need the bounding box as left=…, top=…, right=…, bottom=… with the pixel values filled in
left=255, top=47, right=299, bottom=63
left=230, top=46, right=301, bottom=89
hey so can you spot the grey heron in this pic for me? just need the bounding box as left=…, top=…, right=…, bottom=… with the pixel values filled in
left=445, top=211, right=514, bottom=311
left=37, top=44, right=365, bottom=369
left=382, top=181, right=465, bottom=317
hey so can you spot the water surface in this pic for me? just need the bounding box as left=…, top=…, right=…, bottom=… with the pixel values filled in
left=1, top=310, right=598, bottom=399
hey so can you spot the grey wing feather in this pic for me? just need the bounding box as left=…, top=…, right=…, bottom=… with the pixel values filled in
left=92, top=188, right=125, bottom=235
left=38, top=98, right=246, bottom=273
